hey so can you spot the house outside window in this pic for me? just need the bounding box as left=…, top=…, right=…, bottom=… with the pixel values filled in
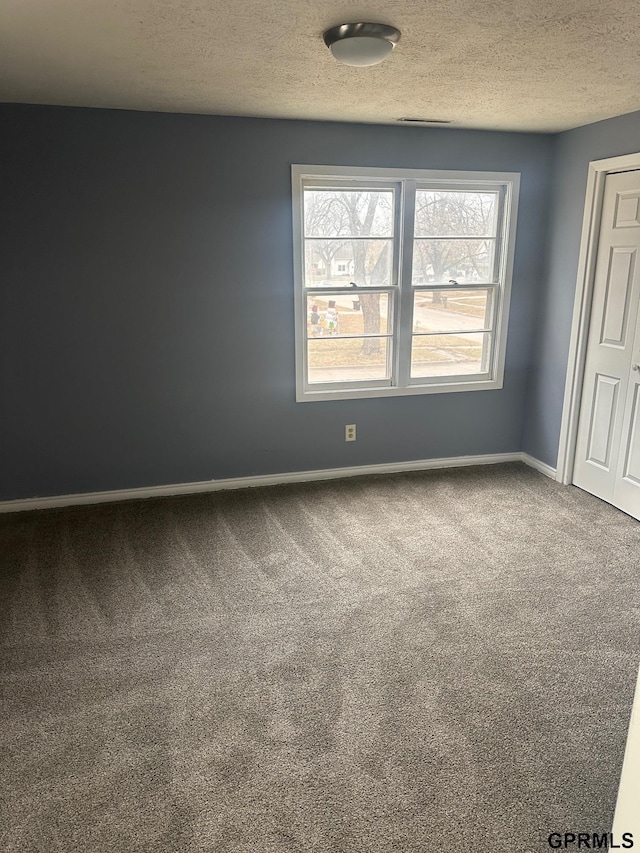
left=292, top=165, right=520, bottom=402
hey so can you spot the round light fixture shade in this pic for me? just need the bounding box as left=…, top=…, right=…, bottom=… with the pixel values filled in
left=323, top=23, right=400, bottom=67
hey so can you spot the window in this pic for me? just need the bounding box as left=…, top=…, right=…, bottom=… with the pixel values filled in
left=292, top=165, right=520, bottom=402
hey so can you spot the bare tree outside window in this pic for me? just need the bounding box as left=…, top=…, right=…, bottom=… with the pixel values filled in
left=304, top=189, right=393, bottom=355
left=413, top=191, right=497, bottom=301
left=303, top=191, right=348, bottom=283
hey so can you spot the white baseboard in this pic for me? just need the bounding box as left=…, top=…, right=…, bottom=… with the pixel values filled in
left=520, top=453, right=557, bottom=480
left=612, top=661, right=640, bottom=844
left=0, top=452, right=554, bottom=514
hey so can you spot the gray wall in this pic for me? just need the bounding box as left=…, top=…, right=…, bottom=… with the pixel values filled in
left=1, top=105, right=553, bottom=500
left=523, top=110, right=640, bottom=467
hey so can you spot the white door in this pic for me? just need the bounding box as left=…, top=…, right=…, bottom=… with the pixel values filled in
left=573, top=169, right=640, bottom=520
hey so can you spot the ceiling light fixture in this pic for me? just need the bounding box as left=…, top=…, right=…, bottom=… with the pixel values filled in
left=323, top=23, right=401, bottom=67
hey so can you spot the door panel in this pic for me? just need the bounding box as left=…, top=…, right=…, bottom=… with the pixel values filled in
left=586, top=374, right=619, bottom=469
left=622, top=385, right=640, bottom=484
left=573, top=170, right=640, bottom=515
left=614, top=191, right=640, bottom=228
left=600, top=248, right=635, bottom=347
left=615, top=367, right=640, bottom=512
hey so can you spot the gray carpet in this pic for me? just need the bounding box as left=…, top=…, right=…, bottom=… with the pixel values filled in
left=1, top=462, right=639, bottom=852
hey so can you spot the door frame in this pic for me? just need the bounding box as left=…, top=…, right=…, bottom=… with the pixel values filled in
left=557, top=152, right=640, bottom=485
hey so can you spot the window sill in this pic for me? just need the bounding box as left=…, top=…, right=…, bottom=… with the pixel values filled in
left=296, top=377, right=503, bottom=402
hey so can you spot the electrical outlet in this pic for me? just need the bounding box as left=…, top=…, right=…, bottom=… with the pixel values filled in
left=345, top=424, right=356, bottom=442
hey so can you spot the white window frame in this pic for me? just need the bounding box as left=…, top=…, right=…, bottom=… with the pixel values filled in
left=292, top=165, right=520, bottom=402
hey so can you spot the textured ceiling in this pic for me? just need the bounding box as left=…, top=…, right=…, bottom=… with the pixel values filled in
left=2, top=0, right=640, bottom=132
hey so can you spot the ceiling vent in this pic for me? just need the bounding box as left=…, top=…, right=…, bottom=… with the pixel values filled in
left=396, top=118, right=452, bottom=124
